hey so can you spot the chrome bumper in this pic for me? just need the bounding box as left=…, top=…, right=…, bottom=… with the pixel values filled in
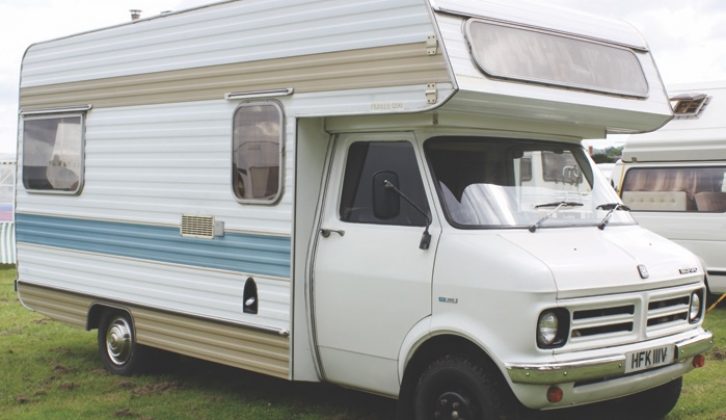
left=506, top=330, right=714, bottom=385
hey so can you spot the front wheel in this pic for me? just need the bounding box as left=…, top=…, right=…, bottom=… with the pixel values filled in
left=413, top=354, right=521, bottom=420
left=98, top=311, right=148, bottom=375
left=617, top=377, right=682, bottom=420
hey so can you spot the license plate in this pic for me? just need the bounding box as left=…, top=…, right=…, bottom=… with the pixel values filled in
left=625, top=345, right=675, bottom=373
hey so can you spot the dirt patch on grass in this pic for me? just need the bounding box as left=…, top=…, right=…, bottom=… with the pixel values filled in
left=59, top=382, right=77, bottom=391
left=131, top=381, right=180, bottom=397
left=15, top=396, right=31, bottom=405
left=710, top=346, right=725, bottom=361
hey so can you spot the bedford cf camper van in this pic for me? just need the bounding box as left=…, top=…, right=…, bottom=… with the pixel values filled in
left=619, top=82, right=726, bottom=297
left=16, top=1, right=713, bottom=418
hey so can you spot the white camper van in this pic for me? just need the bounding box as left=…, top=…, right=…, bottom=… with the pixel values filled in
left=16, top=1, right=713, bottom=418
left=619, top=82, right=726, bottom=297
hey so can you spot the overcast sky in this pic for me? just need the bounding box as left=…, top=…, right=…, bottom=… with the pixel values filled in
left=1, top=0, right=726, bottom=155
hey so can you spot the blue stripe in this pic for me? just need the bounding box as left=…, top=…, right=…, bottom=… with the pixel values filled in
left=15, top=213, right=291, bottom=278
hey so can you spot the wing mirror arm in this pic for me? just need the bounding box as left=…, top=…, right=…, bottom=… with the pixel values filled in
left=383, top=180, right=432, bottom=250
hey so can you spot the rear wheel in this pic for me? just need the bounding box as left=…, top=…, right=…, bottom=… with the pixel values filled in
left=413, top=354, right=520, bottom=420
left=98, top=311, right=147, bottom=375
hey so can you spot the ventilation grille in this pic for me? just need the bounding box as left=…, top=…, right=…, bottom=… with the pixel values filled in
left=670, top=93, right=710, bottom=119
left=646, top=295, right=690, bottom=331
left=570, top=304, right=635, bottom=341
left=181, top=215, right=217, bottom=239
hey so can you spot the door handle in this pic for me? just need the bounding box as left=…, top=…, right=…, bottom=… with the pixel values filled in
left=320, top=228, right=345, bottom=238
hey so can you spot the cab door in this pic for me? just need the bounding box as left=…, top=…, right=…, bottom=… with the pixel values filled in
left=311, top=132, right=439, bottom=395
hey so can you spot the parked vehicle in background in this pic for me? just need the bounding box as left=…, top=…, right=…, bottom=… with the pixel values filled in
left=15, top=1, right=713, bottom=418
left=596, top=162, right=616, bottom=187
left=619, top=82, right=726, bottom=297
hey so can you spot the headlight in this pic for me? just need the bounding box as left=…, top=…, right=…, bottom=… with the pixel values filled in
left=537, top=309, right=569, bottom=348
left=689, top=291, right=702, bottom=323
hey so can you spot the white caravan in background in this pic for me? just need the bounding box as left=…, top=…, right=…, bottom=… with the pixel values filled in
left=619, top=82, right=726, bottom=297
left=15, top=1, right=713, bottom=419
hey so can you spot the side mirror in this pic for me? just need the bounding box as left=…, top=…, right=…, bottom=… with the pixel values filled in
left=372, top=171, right=400, bottom=220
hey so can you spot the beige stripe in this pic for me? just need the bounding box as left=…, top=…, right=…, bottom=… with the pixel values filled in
left=133, top=308, right=289, bottom=379
left=17, top=283, right=290, bottom=379
left=19, top=284, right=91, bottom=327
left=20, top=43, right=450, bottom=110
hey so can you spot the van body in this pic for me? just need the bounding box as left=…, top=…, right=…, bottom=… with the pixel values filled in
left=16, top=0, right=713, bottom=418
left=619, top=82, right=726, bottom=296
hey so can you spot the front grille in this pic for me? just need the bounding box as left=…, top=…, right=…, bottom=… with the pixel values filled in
left=558, top=284, right=703, bottom=353
left=646, top=294, right=690, bottom=331
left=571, top=304, right=635, bottom=342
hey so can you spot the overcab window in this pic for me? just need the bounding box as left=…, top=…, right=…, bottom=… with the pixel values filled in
left=22, top=114, right=84, bottom=193
left=232, top=103, right=283, bottom=203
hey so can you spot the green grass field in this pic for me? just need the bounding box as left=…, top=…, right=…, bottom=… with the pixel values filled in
left=1, top=266, right=724, bottom=419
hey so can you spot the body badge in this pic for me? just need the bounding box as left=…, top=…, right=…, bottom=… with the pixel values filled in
left=637, top=264, right=649, bottom=279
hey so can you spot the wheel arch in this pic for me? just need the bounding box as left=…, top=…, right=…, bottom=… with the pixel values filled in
left=86, top=302, right=135, bottom=331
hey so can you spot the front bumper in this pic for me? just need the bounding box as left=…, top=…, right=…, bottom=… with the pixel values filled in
left=506, top=330, right=713, bottom=385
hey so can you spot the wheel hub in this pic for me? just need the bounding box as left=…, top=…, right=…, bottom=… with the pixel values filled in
left=105, top=318, right=132, bottom=366
left=433, top=391, right=474, bottom=420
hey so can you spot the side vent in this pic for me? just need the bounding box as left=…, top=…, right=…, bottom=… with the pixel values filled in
left=180, top=215, right=224, bottom=239
left=243, top=278, right=258, bottom=315
left=670, top=93, right=710, bottom=119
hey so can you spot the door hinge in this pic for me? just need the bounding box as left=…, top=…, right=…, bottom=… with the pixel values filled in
left=426, top=34, right=438, bottom=55
left=426, top=83, right=438, bottom=104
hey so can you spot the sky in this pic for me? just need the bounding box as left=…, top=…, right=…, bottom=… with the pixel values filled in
left=1, top=0, right=726, bottom=155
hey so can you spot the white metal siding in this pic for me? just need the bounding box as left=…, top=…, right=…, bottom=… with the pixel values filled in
left=17, top=100, right=294, bottom=235
left=22, top=0, right=435, bottom=87
left=18, top=243, right=290, bottom=331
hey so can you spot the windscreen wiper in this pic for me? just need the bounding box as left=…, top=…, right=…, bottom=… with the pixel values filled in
left=529, top=201, right=583, bottom=233
left=596, top=203, right=631, bottom=230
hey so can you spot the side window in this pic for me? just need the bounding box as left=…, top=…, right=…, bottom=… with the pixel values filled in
left=232, top=103, right=283, bottom=203
left=22, top=115, right=84, bottom=193
left=621, top=166, right=726, bottom=212
left=340, top=141, right=429, bottom=226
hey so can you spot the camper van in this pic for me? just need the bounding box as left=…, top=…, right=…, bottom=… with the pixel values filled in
left=15, top=1, right=713, bottom=418
left=619, top=82, right=726, bottom=297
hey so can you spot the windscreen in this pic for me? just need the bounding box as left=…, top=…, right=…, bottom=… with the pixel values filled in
left=425, top=137, right=634, bottom=229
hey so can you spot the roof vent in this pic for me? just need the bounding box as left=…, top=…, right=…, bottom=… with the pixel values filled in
left=130, top=9, right=142, bottom=21
left=670, top=93, right=710, bottom=119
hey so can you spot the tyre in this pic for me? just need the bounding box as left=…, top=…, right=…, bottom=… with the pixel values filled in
left=98, top=311, right=148, bottom=375
left=413, top=354, right=521, bottom=420
left=617, top=378, right=682, bottom=420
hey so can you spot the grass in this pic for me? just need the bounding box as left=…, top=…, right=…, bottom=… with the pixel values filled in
left=1, top=265, right=724, bottom=419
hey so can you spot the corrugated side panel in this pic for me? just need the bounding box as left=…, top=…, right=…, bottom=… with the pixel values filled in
left=18, top=283, right=290, bottom=379
left=0, top=222, right=15, bottom=264
left=17, top=100, right=293, bottom=235
left=133, top=308, right=289, bottom=379
left=15, top=214, right=291, bottom=278
left=18, top=283, right=90, bottom=327
left=22, top=0, right=435, bottom=87
left=17, top=244, right=291, bottom=332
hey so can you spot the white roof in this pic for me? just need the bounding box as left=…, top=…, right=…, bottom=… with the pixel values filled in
left=429, top=0, right=648, bottom=50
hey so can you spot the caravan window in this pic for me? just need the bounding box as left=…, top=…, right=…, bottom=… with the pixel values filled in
left=232, top=103, right=283, bottom=204
left=621, top=166, right=726, bottom=212
left=22, top=115, right=84, bottom=193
